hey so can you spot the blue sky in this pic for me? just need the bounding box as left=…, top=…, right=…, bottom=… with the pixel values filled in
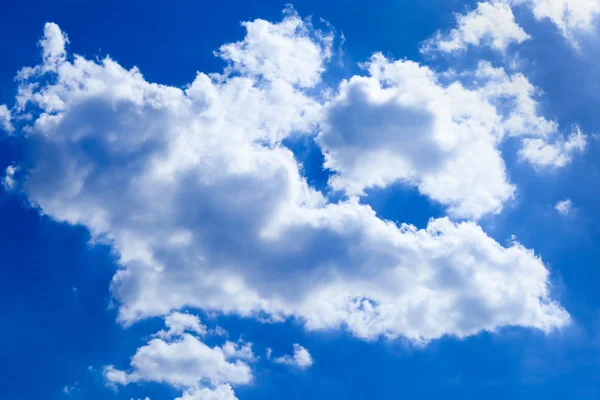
left=2, top=0, right=600, bottom=399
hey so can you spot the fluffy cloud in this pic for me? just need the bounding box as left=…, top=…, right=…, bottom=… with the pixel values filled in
left=422, top=1, right=530, bottom=53
left=217, top=5, right=332, bottom=87
left=425, top=0, right=600, bottom=50
left=222, top=341, right=256, bottom=362
left=514, top=0, right=600, bottom=45
left=105, top=315, right=251, bottom=400
left=0, top=105, right=13, bottom=133
left=2, top=165, right=18, bottom=191
left=155, top=312, right=207, bottom=339
left=11, top=12, right=570, bottom=349
left=176, top=385, right=237, bottom=400
left=519, top=126, right=587, bottom=168
left=318, top=56, right=565, bottom=219
left=273, top=344, right=313, bottom=369
left=555, top=199, right=573, bottom=215
left=104, top=334, right=252, bottom=389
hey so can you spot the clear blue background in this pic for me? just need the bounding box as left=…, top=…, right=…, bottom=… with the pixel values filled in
left=2, top=0, right=600, bottom=398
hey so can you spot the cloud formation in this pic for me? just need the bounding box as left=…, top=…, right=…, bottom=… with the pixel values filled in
left=10, top=11, right=570, bottom=353
left=555, top=199, right=573, bottom=215
left=104, top=334, right=251, bottom=398
left=422, top=1, right=530, bottom=53
left=519, top=126, right=587, bottom=168
left=425, top=0, right=600, bottom=50
left=0, top=105, right=12, bottom=133
left=318, top=57, right=568, bottom=218
left=155, top=312, right=208, bottom=339
left=274, top=344, right=313, bottom=369
left=514, top=0, right=600, bottom=45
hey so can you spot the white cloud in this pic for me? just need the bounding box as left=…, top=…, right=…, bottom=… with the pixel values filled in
left=155, top=312, right=207, bottom=339
left=2, top=165, right=18, bottom=191
left=474, top=61, right=558, bottom=137
left=0, top=105, right=13, bottom=133
left=105, top=315, right=251, bottom=400
left=62, top=383, right=78, bottom=394
left=176, top=385, right=237, bottom=400
left=104, top=334, right=252, bottom=391
left=217, top=5, right=332, bottom=88
left=41, top=22, right=69, bottom=64
left=519, top=126, right=587, bottom=168
left=318, top=56, right=564, bottom=219
left=210, top=326, right=229, bottom=337
left=274, top=344, right=313, bottom=369
left=11, top=14, right=569, bottom=347
left=555, top=199, right=573, bottom=214
left=221, top=341, right=256, bottom=362
left=422, top=1, right=530, bottom=53
left=514, top=0, right=600, bottom=45
left=17, top=22, right=69, bottom=83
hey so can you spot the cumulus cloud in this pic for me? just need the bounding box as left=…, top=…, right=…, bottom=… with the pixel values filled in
left=40, top=22, right=69, bottom=64
left=555, top=199, right=573, bottom=215
left=175, top=385, right=237, bottom=400
left=0, top=105, right=13, bottom=133
left=422, top=1, right=530, bottom=53
left=155, top=312, right=207, bottom=339
left=2, top=165, right=19, bottom=191
left=519, top=126, right=587, bottom=168
left=217, top=5, right=332, bottom=87
left=273, top=344, right=313, bottom=369
left=318, top=56, right=565, bottom=218
left=104, top=334, right=252, bottom=393
left=10, top=12, right=570, bottom=349
left=105, top=314, right=252, bottom=400
left=513, top=0, right=600, bottom=46
left=222, top=341, right=256, bottom=362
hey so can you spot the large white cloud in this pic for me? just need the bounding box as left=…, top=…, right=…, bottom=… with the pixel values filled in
left=514, top=0, right=600, bottom=45
left=317, top=56, right=567, bottom=219
left=10, top=10, right=570, bottom=353
left=422, top=1, right=530, bottom=53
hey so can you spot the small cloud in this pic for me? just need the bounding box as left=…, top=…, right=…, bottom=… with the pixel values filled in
left=273, top=344, right=313, bottom=369
left=222, top=340, right=256, bottom=362
left=154, top=311, right=207, bottom=340
left=2, top=165, right=19, bottom=190
left=266, top=347, right=272, bottom=360
left=209, top=326, right=229, bottom=337
left=62, top=383, right=78, bottom=395
left=421, top=1, right=529, bottom=54
left=519, top=126, right=587, bottom=169
left=0, top=105, right=13, bottom=133
left=555, top=199, right=573, bottom=215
